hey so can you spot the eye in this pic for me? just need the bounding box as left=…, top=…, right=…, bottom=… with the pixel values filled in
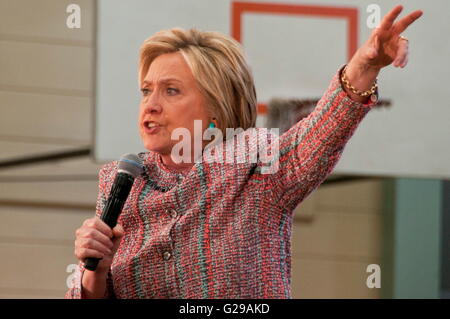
left=141, top=88, right=151, bottom=96
left=167, top=88, right=179, bottom=95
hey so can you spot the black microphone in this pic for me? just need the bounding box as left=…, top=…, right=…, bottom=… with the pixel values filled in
left=84, top=153, right=143, bottom=271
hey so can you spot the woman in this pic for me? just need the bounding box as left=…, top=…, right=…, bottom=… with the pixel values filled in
left=66, top=5, right=422, bottom=298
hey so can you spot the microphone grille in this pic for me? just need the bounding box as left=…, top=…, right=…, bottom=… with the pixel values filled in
left=118, top=153, right=144, bottom=178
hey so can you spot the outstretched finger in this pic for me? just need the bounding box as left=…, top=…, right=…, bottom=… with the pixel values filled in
left=393, top=10, right=423, bottom=35
left=379, top=5, right=403, bottom=31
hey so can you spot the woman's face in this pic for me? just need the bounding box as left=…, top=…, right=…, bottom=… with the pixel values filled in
left=138, top=52, right=210, bottom=158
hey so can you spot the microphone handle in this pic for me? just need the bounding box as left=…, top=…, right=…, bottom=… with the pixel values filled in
left=84, top=173, right=134, bottom=271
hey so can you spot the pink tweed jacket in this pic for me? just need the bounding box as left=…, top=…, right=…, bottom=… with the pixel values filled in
left=65, top=67, right=375, bottom=299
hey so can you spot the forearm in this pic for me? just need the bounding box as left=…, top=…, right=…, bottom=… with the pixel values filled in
left=266, top=68, right=375, bottom=211
left=81, top=269, right=108, bottom=299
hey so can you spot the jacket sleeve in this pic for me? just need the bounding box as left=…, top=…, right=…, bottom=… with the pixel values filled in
left=64, top=163, right=117, bottom=299
left=257, top=66, right=377, bottom=212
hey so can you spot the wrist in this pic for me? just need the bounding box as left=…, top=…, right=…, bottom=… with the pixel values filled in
left=81, top=269, right=108, bottom=299
left=347, top=52, right=381, bottom=77
left=346, top=62, right=380, bottom=80
left=82, top=267, right=109, bottom=288
left=339, top=63, right=379, bottom=104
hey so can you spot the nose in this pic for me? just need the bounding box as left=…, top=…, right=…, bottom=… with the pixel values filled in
left=142, top=90, right=163, bottom=114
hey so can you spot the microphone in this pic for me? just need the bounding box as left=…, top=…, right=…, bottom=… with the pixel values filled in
left=84, top=153, right=144, bottom=271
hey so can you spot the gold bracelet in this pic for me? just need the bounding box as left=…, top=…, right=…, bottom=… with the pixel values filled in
left=340, top=65, right=378, bottom=98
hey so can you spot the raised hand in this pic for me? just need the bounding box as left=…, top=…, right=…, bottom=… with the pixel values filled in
left=358, top=5, right=423, bottom=70
left=342, top=5, right=423, bottom=103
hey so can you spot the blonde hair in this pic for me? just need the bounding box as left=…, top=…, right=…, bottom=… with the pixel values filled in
left=139, top=28, right=257, bottom=133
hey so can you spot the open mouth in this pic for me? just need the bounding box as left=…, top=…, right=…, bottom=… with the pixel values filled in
left=143, top=121, right=162, bottom=134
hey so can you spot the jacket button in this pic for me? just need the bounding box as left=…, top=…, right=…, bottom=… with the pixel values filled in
left=163, top=251, right=171, bottom=261
left=170, top=210, right=178, bottom=218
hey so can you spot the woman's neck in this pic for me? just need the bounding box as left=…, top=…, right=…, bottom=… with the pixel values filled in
left=159, top=153, right=195, bottom=173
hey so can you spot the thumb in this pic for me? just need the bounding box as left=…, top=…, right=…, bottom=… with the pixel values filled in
left=112, top=223, right=124, bottom=239
left=111, top=224, right=124, bottom=251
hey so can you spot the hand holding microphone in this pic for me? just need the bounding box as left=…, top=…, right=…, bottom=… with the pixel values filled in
left=74, top=154, right=143, bottom=272
left=74, top=217, right=124, bottom=273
